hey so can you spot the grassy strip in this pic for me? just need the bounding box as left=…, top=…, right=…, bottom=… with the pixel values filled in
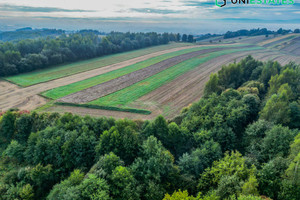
left=54, top=102, right=152, bottom=115
left=5, top=43, right=195, bottom=86
left=34, top=100, right=55, bottom=113
left=89, top=46, right=264, bottom=107
left=42, top=44, right=246, bottom=99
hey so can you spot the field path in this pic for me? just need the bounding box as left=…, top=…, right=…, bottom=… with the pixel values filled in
left=0, top=44, right=228, bottom=111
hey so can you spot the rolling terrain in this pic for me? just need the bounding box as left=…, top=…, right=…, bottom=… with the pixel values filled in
left=1, top=34, right=300, bottom=119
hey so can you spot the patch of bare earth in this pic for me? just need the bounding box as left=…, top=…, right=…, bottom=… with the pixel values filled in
left=280, top=36, right=300, bottom=56
left=237, top=35, right=271, bottom=44
left=0, top=80, right=48, bottom=111
left=259, top=34, right=297, bottom=46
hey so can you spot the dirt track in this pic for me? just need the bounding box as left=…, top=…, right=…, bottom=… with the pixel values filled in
left=0, top=80, right=48, bottom=111
left=0, top=44, right=215, bottom=111
left=59, top=48, right=227, bottom=104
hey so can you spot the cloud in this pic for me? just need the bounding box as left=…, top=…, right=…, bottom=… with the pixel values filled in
left=0, top=4, right=95, bottom=13
left=130, top=8, right=185, bottom=14
left=0, top=0, right=299, bottom=32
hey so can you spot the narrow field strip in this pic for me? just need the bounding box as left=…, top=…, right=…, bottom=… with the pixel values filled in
left=280, top=36, right=300, bottom=54
left=42, top=44, right=244, bottom=99
left=5, top=43, right=194, bottom=86
left=58, top=48, right=227, bottom=103
left=55, top=102, right=152, bottom=115
left=89, top=46, right=263, bottom=107
left=266, top=35, right=299, bottom=49
left=259, top=34, right=297, bottom=46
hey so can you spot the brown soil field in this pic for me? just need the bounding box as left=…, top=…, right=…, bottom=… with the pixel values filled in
left=45, top=49, right=267, bottom=119
left=235, top=35, right=271, bottom=44
left=130, top=48, right=299, bottom=119
left=58, top=47, right=228, bottom=104
left=0, top=80, right=19, bottom=96
left=198, top=35, right=269, bottom=45
left=41, top=48, right=299, bottom=119
left=0, top=44, right=216, bottom=111
left=1, top=39, right=299, bottom=120
left=259, top=34, right=297, bottom=46
left=280, top=36, right=300, bottom=55
left=0, top=80, right=48, bottom=111
left=263, top=38, right=291, bottom=48
left=130, top=50, right=266, bottom=118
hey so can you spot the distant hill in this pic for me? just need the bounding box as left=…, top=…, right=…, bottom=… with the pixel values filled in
left=0, top=28, right=65, bottom=42
left=16, top=27, right=33, bottom=32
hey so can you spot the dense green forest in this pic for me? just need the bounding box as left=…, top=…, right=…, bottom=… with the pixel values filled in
left=0, top=56, right=299, bottom=200
left=0, top=31, right=193, bottom=77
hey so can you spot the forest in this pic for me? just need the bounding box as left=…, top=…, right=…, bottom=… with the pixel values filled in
left=0, top=56, right=299, bottom=200
left=0, top=31, right=194, bottom=77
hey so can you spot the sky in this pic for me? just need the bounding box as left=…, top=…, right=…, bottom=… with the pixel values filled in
left=0, top=0, right=299, bottom=34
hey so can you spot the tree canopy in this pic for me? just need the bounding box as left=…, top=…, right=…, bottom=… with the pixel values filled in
left=0, top=57, right=299, bottom=200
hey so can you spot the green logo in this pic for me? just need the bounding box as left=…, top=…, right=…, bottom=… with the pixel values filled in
left=215, top=0, right=226, bottom=7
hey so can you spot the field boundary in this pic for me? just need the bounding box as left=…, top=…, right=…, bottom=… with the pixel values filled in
left=54, top=102, right=152, bottom=115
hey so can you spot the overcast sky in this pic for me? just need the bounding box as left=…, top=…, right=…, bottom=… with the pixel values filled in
left=0, top=0, right=299, bottom=33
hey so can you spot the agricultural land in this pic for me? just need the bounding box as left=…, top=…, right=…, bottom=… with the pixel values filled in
left=1, top=34, right=300, bottom=119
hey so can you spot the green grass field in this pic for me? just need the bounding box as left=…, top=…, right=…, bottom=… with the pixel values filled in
left=42, top=44, right=246, bottom=99
left=89, top=46, right=263, bottom=108
left=5, top=43, right=195, bottom=86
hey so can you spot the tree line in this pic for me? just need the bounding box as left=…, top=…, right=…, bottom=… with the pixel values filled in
left=223, top=28, right=298, bottom=39
left=0, top=31, right=194, bottom=77
left=0, top=56, right=299, bottom=199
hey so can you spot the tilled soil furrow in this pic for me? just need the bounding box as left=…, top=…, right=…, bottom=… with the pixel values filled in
left=58, top=48, right=227, bottom=104
left=135, top=50, right=267, bottom=118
